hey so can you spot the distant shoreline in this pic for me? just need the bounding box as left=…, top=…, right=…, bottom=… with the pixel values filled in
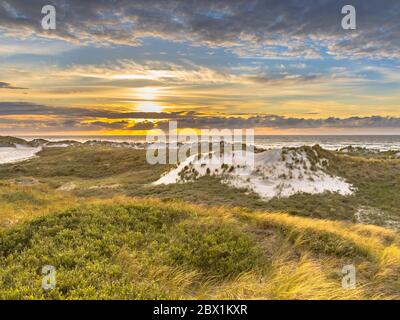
left=15, top=134, right=400, bottom=138
left=3, top=134, right=400, bottom=152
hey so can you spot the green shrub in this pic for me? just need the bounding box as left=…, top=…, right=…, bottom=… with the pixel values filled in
left=0, top=204, right=188, bottom=299
left=169, top=220, right=263, bottom=278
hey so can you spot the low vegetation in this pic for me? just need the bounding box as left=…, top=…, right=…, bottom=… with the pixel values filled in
left=0, top=198, right=399, bottom=299
left=1, top=145, right=400, bottom=225
left=1, top=144, right=400, bottom=225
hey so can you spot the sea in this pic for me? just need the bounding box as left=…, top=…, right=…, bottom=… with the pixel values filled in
left=18, top=135, right=400, bottom=151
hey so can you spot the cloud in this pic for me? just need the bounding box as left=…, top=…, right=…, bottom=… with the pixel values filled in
left=1, top=101, right=400, bottom=132
left=86, top=120, right=131, bottom=129
left=0, top=81, right=27, bottom=90
left=128, top=121, right=157, bottom=130
left=152, top=114, right=400, bottom=130
left=0, top=101, right=191, bottom=119
left=246, top=73, right=322, bottom=85
left=1, top=0, right=399, bottom=59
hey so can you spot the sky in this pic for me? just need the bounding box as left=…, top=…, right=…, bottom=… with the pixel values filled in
left=0, top=0, right=400, bottom=135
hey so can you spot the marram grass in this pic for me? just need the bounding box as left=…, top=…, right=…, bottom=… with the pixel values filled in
left=0, top=196, right=399, bottom=299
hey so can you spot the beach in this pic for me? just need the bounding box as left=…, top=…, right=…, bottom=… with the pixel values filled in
left=0, top=145, right=41, bottom=164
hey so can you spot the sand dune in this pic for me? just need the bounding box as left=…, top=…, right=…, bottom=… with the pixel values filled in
left=154, top=147, right=353, bottom=199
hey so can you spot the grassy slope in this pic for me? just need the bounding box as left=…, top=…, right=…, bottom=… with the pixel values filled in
left=1, top=145, right=400, bottom=225
left=0, top=198, right=399, bottom=299
left=0, top=146, right=168, bottom=180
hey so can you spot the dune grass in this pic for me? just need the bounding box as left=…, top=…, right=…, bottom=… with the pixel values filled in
left=0, top=146, right=159, bottom=179
left=0, top=197, right=398, bottom=299
left=0, top=182, right=78, bottom=229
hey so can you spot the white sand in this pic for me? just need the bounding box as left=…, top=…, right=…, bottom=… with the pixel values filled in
left=44, top=143, right=70, bottom=148
left=154, top=148, right=354, bottom=200
left=0, top=145, right=41, bottom=164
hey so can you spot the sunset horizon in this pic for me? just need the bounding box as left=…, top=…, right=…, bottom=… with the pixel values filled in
left=1, top=0, right=400, bottom=136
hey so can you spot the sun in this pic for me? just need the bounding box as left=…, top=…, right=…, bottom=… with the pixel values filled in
left=136, top=102, right=164, bottom=113
left=134, top=87, right=164, bottom=112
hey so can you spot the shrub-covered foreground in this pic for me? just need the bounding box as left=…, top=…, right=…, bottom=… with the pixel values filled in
left=0, top=198, right=399, bottom=299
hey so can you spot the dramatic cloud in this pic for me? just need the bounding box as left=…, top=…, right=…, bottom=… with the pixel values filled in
left=152, top=115, right=400, bottom=130
left=1, top=101, right=400, bottom=133
left=0, top=102, right=194, bottom=119
left=1, top=0, right=399, bottom=59
left=1, top=1, right=399, bottom=135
